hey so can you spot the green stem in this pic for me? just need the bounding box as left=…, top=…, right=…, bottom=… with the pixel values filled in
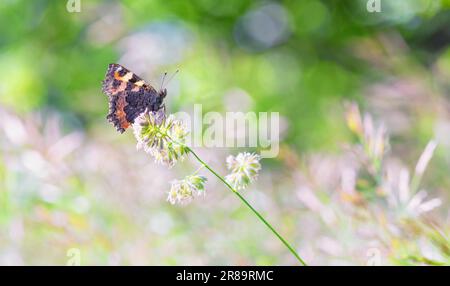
left=186, top=147, right=307, bottom=266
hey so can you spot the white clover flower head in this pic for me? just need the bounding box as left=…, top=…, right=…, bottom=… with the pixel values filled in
left=225, top=152, right=261, bottom=190
left=133, top=109, right=189, bottom=167
left=167, top=175, right=207, bottom=205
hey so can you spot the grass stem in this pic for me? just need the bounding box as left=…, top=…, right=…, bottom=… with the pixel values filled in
left=186, top=147, right=307, bottom=266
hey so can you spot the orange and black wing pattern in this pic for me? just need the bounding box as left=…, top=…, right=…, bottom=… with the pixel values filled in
left=102, top=63, right=162, bottom=133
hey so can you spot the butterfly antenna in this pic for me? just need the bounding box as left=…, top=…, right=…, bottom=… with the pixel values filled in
left=160, top=72, right=168, bottom=91
left=163, top=69, right=179, bottom=88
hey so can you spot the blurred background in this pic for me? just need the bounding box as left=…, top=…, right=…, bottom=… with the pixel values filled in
left=1, top=0, right=450, bottom=265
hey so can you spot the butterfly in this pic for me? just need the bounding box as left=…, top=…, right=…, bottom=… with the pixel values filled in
left=101, top=63, right=167, bottom=133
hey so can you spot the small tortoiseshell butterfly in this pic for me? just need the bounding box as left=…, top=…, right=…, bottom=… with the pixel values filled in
left=102, top=63, right=167, bottom=133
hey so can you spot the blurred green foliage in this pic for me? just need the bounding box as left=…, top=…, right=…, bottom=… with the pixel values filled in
left=1, top=0, right=448, bottom=149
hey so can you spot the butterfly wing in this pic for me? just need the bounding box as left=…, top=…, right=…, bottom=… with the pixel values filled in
left=102, top=63, right=158, bottom=133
